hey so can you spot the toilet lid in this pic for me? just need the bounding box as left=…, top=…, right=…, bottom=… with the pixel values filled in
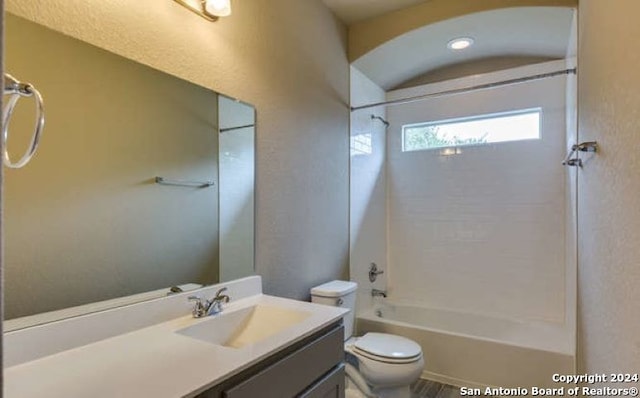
left=353, top=333, right=422, bottom=361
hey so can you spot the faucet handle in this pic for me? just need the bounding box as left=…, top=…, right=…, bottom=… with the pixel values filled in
left=214, top=287, right=231, bottom=303
left=369, top=263, right=384, bottom=282
left=188, top=296, right=207, bottom=318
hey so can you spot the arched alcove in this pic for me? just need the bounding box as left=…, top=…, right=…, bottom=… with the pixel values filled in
left=352, top=5, right=576, bottom=90
left=348, top=0, right=577, bottom=62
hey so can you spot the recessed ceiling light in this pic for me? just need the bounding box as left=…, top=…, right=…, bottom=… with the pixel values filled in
left=447, top=37, right=474, bottom=51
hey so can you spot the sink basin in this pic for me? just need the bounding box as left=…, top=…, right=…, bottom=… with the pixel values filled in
left=176, top=304, right=312, bottom=348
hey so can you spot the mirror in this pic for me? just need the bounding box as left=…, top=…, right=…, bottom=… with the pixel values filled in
left=3, top=13, right=256, bottom=329
left=218, top=97, right=256, bottom=281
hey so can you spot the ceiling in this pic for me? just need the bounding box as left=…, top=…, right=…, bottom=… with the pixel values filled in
left=322, top=0, right=429, bottom=25
left=352, top=6, right=575, bottom=90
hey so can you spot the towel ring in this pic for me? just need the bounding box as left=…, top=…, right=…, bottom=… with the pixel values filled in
left=2, top=73, right=45, bottom=169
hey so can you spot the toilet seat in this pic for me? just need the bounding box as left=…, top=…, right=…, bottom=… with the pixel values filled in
left=352, top=333, right=422, bottom=364
left=349, top=347, right=424, bottom=390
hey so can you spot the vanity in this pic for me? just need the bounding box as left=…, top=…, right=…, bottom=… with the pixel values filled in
left=4, top=276, right=348, bottom=397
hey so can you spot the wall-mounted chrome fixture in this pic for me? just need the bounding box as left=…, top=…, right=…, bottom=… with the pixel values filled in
left=371, top=114, right=390, bottom=128
left=155, top=176, right=215, bottom=188
left=371, top=289, right=387, bottom=298
left=369, top=263, right=384, bottom=282
left=563, top=141, right=598, bottom=167
left=174, top=0, right=232, bottom=22
left=3, top=73, right=45, bottom=169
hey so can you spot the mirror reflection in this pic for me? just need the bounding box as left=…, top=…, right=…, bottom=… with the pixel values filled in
left=3, top=13, right=255, bottom=328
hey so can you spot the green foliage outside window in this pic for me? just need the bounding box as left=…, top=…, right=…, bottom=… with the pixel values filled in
left=404, top=125, right=488, bottom=151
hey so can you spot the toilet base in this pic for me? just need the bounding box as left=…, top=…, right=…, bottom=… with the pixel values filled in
left=345, top=373, right=413, bottom=398
left=345, top=385, right=365, bottom=398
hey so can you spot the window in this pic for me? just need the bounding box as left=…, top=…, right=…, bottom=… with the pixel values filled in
left=402, top=108, right=541, bottom=152
left=351, top=133, right=373, bottom=156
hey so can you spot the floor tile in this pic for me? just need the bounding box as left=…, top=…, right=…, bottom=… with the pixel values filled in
left=411, top=379, right=485, bottom=398
left=435, top=385, right=462, bottom=398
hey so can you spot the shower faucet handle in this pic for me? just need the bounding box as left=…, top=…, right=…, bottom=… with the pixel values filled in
left=369, top=263, right=384, bottom=282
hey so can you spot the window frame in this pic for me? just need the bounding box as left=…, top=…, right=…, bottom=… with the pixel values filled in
left=401, top=107, right=543, bottom=152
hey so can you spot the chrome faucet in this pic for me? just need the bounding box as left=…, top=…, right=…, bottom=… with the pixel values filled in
left=210, top=287, right=231, bottom=314
left=188, top=287, right=231, bottom=318
left=371, top=289, right=387, bottom=298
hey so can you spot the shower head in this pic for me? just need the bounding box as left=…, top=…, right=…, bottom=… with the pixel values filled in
left=371, top=114, right=390, bottom=128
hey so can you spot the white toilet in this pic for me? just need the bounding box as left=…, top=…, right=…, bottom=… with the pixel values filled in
left=311, top=280, right=424, bottom=398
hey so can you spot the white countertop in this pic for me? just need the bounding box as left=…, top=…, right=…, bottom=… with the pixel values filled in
left=4, top=294, right=347, bottom=398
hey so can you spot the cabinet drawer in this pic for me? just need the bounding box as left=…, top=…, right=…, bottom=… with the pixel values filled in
left=298, top=364, right=345, bottom=398
left=223, top=325, right=344, bottom=398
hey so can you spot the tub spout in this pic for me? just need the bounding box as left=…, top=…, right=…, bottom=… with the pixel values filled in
left=371, top=289, right=387, bottom=298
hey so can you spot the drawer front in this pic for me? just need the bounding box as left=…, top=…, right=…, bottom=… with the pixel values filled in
left=298, top=364, right=345, bottom=398
left=223, top=325, right=344, bottom=398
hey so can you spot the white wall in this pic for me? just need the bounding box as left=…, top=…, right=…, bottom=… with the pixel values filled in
left=386, top=65, right=569, bottom=323
left=577, top=0, right=640, bottom=377
left=349, top=67, right=387, bottom=311
left=5, top=0, right=350, bottom=300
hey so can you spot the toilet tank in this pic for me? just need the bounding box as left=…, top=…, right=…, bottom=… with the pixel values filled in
left=310, top=280, right=357, bottom=340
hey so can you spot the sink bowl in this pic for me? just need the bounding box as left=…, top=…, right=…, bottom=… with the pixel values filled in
left=176, top=304, right=312, bottom=348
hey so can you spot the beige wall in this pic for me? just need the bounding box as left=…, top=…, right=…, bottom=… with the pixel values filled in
left=5, top=0, right=350, bottom=300
left=4, top=14, right=220, bottom=318
left=1, top=0, right=5, bottom=385
left=577, top=0, right=640, bottom=377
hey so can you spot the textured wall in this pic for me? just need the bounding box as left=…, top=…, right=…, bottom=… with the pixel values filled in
left=386, top=75, right=569, bottom=323
left=5, top=0, right=350, bottom=300
left=4, top=14, right=220, bottom=319
left=349, top=66, right=387, bottom=312
left=1, top=0, right=5, bottom=389
left=577, top=0, right=640, bottom=377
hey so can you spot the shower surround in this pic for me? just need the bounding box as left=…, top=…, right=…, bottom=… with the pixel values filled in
left=350, top=60, right=577, bottom=388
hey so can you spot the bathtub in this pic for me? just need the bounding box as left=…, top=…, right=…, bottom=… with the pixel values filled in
left=357, top=301, right=574, bottom=389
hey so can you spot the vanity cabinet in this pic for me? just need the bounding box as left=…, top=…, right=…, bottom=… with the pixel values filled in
left=196, top=322, right=345, bottom=398
left=297, top=364, right=345, bottom=398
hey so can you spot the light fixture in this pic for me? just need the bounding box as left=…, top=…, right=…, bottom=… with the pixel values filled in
left=447, top=37, right=474, bottom=51
left=174, top=0, right=232, bottom=22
